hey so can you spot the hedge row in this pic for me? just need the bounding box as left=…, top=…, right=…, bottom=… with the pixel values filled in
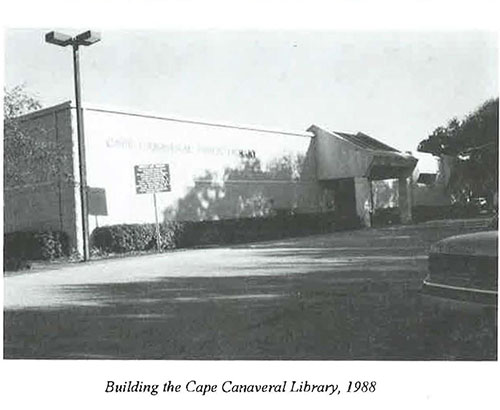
left=3, top=213, right=360, bottom=270
left=371, top=205, right=493, bottom=226
left=4, top=230, right=70, bottom=271
left=91, top=212, right=359, bottom=254
left=372, top=207, right=401, bottom=226
left=411, top=204, right=492, bottom=223
left=90, top=222, right=184, bottom=254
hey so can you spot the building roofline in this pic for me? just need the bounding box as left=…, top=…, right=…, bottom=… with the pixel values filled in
left=14, top=100, right=314, bottom=138
left=15, top=101, right=72, bottom=121
left=308, top=124, right=417, bottom=160
left=79, top=102, right=313, bottom=138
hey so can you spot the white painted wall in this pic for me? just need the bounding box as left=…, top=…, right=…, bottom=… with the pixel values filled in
left=82, top=107, right=315, bottom=230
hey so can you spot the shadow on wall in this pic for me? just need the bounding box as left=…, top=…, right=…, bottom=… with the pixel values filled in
left=163, top=154, right=306, bottom=222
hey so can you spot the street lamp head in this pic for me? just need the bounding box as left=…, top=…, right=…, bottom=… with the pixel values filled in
left=45, top=31, right=73, bottom=47
left=45, top=30, right=101, bottom=47
left=75, top=30, right=101, bottom=46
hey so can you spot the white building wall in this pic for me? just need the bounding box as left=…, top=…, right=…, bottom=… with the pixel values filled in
left=82, top=107, right=315, bottom=231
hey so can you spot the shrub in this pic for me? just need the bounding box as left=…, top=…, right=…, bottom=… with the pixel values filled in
left=412, top=205, right=458, bottom=223
left=372, top=207, right=401, bottom=226
left=3, top=230, right=70, bottom=271
left=90, top=222, right=184, bottom=254
left=90, top=211, right=359, bottom=255
left=36, top=231, right=69, bottom=259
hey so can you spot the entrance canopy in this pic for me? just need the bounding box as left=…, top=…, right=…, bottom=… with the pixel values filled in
left=307, top=125, right=417, bottom=181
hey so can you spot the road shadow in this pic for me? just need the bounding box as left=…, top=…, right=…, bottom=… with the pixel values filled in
left=4, top=271, right=497, bottom=360
left=4, top=218, right=496, bottom=360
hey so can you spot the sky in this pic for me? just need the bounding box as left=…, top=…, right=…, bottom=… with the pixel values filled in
left=4, top=29, right=499, bottom=153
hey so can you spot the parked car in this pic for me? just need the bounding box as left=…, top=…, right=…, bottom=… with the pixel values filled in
left=422, top=230, right=498, bottom=309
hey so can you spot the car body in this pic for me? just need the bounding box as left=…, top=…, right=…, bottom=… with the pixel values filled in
left=422, top=230, right=498, bottom=309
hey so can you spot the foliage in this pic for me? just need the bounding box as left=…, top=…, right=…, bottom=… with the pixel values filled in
left=90, top=212, right=358, bottom=255
left=90, top=222, right=184, bottom=254
left=166, top=154, right=306, bottom=221
left=372, top=179, right=398, bottom=209
left=3, top=85, right=71, bottom=188
left=4, top=85, right=43, bottom=118
left=417, top=98, right=498, bottom=203
left=371, top=207, right=401, bottom=226
left=4, top=230, right=70, bottom=270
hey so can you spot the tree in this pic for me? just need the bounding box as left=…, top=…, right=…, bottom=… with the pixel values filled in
left=417, top=98, right=499, bottom=204
left=4, top=85, right=70, bottom=188
left=165, top=154, right=306, bottom=221
left=266, top=153, right=305, bottom=181
left=4, top=85, right=42, bottom=118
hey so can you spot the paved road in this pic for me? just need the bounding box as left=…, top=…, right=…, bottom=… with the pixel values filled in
left=4, top=218, right=497, bottom=359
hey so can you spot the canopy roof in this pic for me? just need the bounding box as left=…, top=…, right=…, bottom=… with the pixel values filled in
left=307, top=125, right=417, bottom=181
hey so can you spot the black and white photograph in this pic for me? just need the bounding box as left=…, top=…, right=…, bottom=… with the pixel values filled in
left=1, top=1, right=499, bottom=408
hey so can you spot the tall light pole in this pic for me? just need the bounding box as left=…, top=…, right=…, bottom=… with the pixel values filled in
left=45, top=30, right=101, bottom=262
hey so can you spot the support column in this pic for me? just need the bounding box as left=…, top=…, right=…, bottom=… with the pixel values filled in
left=354, top=177, right=372, bottom=227
left=398, top=176, right=412, bottom=224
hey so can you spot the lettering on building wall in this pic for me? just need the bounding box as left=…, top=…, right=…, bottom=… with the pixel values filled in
left=239, top=150, right=256, bottom=159
left=106, top=137, right=257, bottom=158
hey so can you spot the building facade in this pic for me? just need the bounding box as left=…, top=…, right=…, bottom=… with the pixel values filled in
left=5, top=102, right=420, bottom=254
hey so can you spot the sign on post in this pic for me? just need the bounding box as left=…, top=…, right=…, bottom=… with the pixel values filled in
left=134, top=163, right=171, bottom=194
left=88, top=187, right=108, bottom=228
left=134, top=164, right=171, bottom=252
left=88, top=187, right=108, bottom=216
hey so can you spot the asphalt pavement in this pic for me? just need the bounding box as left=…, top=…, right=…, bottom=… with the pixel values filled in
left=3, top=218, right=497, bottom=359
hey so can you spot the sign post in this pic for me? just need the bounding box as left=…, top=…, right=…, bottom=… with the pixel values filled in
left=134, top=164, right=171, bottom=252
left=152, top=191, right=161, bottom=251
